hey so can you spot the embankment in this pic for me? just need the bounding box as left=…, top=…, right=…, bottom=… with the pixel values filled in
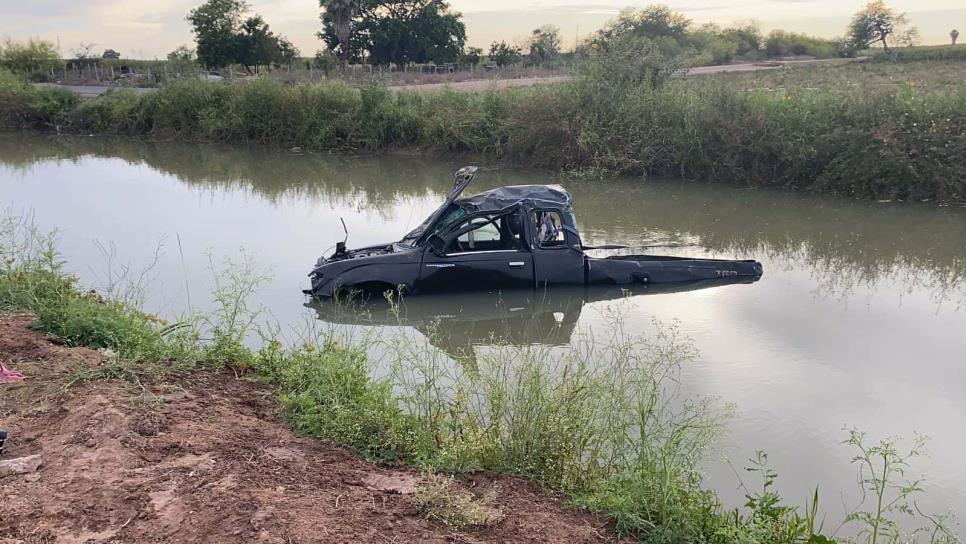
left=2, top=64, right=965, bottom=202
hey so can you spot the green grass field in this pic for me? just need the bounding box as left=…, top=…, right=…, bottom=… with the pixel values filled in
left=696, top=58, right=966, bottom=92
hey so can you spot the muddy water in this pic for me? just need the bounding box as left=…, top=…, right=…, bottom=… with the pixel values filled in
left=2, top=134, right=965, bottom=527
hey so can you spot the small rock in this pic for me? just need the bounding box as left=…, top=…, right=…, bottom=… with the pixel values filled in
left=363, top=473, right=418, bottom=495
left=84, top=439, right=96, bottom=448
left=0, top=454, right=43, bottom=477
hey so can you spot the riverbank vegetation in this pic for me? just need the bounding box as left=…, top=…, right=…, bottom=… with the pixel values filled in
left=3, top=53, right=965, bottom=202
left=1, top=213, right=960, bottom=542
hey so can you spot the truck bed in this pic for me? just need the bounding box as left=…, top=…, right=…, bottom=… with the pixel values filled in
left=586, top=254, right=763, bottom=285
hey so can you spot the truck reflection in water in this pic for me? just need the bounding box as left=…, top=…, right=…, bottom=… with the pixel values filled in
left=305, top=277, right=759, bottom=363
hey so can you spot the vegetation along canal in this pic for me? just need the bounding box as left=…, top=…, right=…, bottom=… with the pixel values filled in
left=2, top=134, right=965, bottom=529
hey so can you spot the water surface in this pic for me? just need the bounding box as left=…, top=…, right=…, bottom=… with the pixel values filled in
left=2, top=134, right=965, bottom=529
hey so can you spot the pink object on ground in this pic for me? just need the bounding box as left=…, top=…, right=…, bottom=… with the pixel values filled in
left=0, top=360, right=24, bottom=384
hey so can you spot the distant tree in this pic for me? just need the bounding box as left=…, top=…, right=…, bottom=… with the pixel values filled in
left=847, top=0, right=916, bottom=55
left=318, top=0, right=361, bottom=68
left=461, top=46, right=483, bottom=65
left=186, top=0, right=296, bottom=70
left=0, top=38, right=61, bottom=75
left=488, top=41, right=521, bottom=66
left=595, top=5, right=691, bottom=46
left=319, top=0, right=466, bottom=67
left=582, top=4, right=695, bottom=83
left=689, top=23, right=740, bottom=64
left=723, top=21, right=761, bottom=56
left=238, top=15, right=279, bottom=68
left=276, top=37, right=300, bottom=64
left=952, top=29, right=960, bottom=45
left=102, top=49, right=121, bottom=59
left=187, top=0, right=247, bottom=68
left=313, top=49, right=338, bottom=74
left=764, top=30, right=837, bottom=58
left=71, top=42, right=97, bottom=60
left=167, top=45, right=197, bottom=62
left=528, top=25, right=562, bottom=62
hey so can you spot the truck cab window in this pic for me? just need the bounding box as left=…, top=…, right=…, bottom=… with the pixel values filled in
left=534, top=211, right=565, bottom=247
left=449, top=214, right=519, bottom=253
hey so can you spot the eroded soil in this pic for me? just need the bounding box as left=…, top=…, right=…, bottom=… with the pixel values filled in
left=0, top=315, right=624, bottom=543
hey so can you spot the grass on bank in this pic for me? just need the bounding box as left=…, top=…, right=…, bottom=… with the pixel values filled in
left=0, top=214, right=959, bottom=543
left=2, top=58, right=965, bottom=203
left=868, top=45, right=966, bottom=63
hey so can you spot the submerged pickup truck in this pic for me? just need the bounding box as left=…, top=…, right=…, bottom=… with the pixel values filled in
left=305, top=166, right=763, bottom=298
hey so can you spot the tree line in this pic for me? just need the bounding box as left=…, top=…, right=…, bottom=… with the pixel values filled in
left=0, top=0, right=956, bottom=78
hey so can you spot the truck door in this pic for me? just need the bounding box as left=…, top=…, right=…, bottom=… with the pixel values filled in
left=418, top=211, right=534, bottom=293
left=530, top=209, right=585, bottom=287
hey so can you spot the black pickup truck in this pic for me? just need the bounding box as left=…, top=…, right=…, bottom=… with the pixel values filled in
left=305, top=167, right=763, bottom=298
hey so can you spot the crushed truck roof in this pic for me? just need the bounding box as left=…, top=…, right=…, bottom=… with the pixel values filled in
left=458, top=184, right=572, bottom=213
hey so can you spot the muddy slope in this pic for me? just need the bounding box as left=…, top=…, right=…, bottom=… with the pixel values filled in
left=0, top=315, right=623, bottom=544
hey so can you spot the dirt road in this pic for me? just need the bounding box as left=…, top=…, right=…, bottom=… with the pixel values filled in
left=37, top=58, right=860, bottom=97
left=0, top=315, right=623, bottom=544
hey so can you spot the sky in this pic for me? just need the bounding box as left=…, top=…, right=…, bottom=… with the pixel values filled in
left=1, top=0, right=963, bottom=59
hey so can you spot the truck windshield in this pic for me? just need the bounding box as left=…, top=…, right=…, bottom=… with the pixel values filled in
left=400, top=203, right=467, bottom=246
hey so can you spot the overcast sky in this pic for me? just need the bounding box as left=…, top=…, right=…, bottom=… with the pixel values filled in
left=1, top=0, right=963, bottom=59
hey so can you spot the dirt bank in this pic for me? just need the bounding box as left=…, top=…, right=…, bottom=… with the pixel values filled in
left=0, top=315, right=623, bottom=544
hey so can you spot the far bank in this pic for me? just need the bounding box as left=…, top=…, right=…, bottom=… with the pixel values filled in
left=1, top=59, right=964, bottom=203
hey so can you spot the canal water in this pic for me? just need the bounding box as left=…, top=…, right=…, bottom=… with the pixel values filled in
left=2, top=134, right=965, bottom=529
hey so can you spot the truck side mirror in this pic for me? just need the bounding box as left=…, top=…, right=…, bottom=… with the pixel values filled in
left=427, top=233, right=446, bottom=256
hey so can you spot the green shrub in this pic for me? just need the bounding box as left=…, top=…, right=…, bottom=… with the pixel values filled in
left=765, top=30, right=839, bottom=59
left=870, top=45, right=966, bottom=62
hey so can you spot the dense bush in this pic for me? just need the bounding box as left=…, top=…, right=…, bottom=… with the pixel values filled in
left=0, top=69, right=78, bottom=129
left=764, top=30, right=841, bottom=59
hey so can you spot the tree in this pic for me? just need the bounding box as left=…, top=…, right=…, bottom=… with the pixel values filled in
left=488, top=41, right=521, bottom=66
left=314, top=49, right=338, bottom=74
left=595, top=5, right=691, bottom=46
left=0, top=38, right=61, bottom=75
left=72, top=42, right=97, bottom=60
left=186, top=0, right=297, bottom=70
left=102, top=49, right=121, bottom=59
left=461, top=46, right=483, bottom=65
left=237, top=15, right=285, bottom=69
left=952, top=29, right=960, bottom=46
left=276, top=37, right=300, bottom=64
left=582, top=4, right=695, bottom=82
left=528, top=25, right=562, bottom=62
left=187, top=0, right=248, bottom=68
left=847, top=0, right=916, bottom=55
left=722, top=21, right=761, bottom=56
left=319, top=0, right=361, bottom=67
left=167, top=45, right=197, bottom=62
left=319, top=0, right=466, bottom=67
